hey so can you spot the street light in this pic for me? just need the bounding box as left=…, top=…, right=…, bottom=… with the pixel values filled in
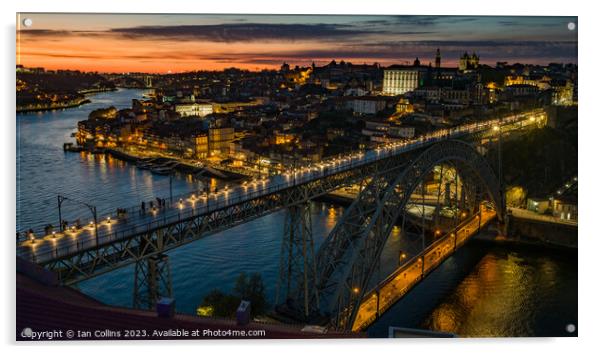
left=57, top=194, right=98, bottom=245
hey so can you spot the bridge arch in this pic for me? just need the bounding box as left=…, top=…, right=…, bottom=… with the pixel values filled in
left=311, top=140, right=503, bottom=330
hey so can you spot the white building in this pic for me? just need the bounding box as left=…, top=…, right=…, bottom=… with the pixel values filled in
left=345, top=97, right=387, bottom=115
left=362, top=121, right=415, bottom=142
left=175, top=103, right=214, bottom=118
left=383, top=68, right=421, bottom=96
left=388, top=126, right=415, bottom=139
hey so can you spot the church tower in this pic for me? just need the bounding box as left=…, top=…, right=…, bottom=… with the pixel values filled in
left=435, top=48, right=441, bottom=69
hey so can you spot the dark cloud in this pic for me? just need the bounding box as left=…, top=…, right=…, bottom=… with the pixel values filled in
left=222, top=40, right=577, bottom=64
left=108, top=23, right=386, bottom=42
left=377, top=15, right=480, bottom=26
left=360, top=40, right=577, bottom=48
left=18, top=29, right=73, bottom=36
left=497, top=19, right=563, bottom=28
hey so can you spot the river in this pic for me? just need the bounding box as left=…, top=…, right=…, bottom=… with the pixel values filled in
left=16, top=88, right=577, bottom=337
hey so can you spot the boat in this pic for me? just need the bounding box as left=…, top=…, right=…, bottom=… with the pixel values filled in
left=63, top=142, right=84, bottom=152
left=150, top=166, right=172, bottom=175
left=136, top=158, right=158, bottom=170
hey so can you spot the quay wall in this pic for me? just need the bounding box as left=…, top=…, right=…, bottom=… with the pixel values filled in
left=476, top=214, right=577, bottom=249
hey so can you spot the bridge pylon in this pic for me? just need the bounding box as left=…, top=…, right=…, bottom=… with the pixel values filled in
left=133, top=253, right=173, bottom=310
left=275, top=201, right=319, bottom=320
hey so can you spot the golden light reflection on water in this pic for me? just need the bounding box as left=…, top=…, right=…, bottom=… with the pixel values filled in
left=326, top=205, right=339, bottom=229
left=429, top=303, right=459, bottom=333
left=424, top=251, right=547, bottom=337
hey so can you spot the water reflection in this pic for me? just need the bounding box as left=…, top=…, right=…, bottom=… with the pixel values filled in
left=421, top=247, right=577, bottom=337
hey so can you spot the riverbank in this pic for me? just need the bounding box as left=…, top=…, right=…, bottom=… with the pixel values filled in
left=17, top=87, right=117, bottom=113
left=105, top=148, right=245, bottom=181
left=17, top=98, right=92, bottom=113
left=473, top=230, right=578, bottom=253
left=78, top=87, right=117, bottom=95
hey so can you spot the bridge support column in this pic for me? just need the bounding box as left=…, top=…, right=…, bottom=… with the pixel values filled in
left=133, top=254, right=173, bottom=310
left=276, top=202, right=318, bottom=319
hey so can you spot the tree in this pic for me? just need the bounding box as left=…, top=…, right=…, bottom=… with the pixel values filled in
left=232, top=272, right=268, bottom=317
left=198, top=272, right=268, bottom=319
left=233, top=272, right=249, bottom=300
left=198, top=289, right=240, bottom=318
left=246, top=273, right=267, bottom=317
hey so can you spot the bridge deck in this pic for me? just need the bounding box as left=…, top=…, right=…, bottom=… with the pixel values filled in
left=352, top=206, right=497, bottom=332
left=17, top=109, right=542, bottom=265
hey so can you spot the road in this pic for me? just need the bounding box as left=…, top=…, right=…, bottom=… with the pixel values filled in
left=352, top=206, right=497, bottom=331
left=508, top=207, right=577, bottom=226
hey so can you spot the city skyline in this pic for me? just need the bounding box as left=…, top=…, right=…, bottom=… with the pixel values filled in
left=17, top=14, right=578, bottom=73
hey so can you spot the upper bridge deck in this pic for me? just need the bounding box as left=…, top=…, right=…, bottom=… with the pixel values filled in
left=17, top=109, right=545, bottom=268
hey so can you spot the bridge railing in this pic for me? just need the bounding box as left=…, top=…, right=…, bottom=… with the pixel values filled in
left=23, top=148, right=394, bottom=263
left=19, top=109, right=529, bottom=239
left=352, top=208, right=498, bottom=331
left=18, top=109, right=544, bottom=263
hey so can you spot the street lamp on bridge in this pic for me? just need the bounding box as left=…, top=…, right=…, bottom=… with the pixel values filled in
left=57, top=194, right=99, bottom=245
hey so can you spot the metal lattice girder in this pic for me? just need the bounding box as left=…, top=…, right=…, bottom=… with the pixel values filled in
left=276, top=200, right=319, bottom=318
left=24, top=109, right=543, bottom=286
left=42, top=147, right=415, bottom=285
left=133, top=253, right=173, bottom=310
left=311, top=140, right=503, bottom=331
left=31, top=109, right=546, bottom=286
left=307, top=160, right=412, bottom=318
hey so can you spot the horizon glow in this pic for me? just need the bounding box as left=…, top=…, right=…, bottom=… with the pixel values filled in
left=16, top=14, right=578, bottom=73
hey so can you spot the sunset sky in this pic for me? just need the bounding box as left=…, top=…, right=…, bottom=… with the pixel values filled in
left=16, top=14, right=578, bottom=73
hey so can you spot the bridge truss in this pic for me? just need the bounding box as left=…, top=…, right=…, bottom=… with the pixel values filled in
left=37, top=143, right=423, bottom=308
left=291, top=140, right=505, bottom=331
left=22, top=108, right=545, bottom=312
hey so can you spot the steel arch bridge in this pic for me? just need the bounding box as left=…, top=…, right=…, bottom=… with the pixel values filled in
left=18, top=109, right=545, bottom=320
left=281, top=140, right=504, bottom=331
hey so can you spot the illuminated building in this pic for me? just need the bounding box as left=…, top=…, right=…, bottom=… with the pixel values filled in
left=526, top=198, right=550, bottom=214
left=459, top=52, right=479, bottom=72
left=208, top=125, right=234, bottom=156
left=552, top=195, right=578, bottom=221
left=505, top=75, right=552, bottom=90
left=175, top=103, right=214, bottom=118
left=195, top=135, right=209, bottom=158
left=552, top=80, right=575, bottom=106
left=274, top=132, right=295, bottom=145
left=383, top=67, right=422, bottom=96
left=395, top=98, right=414, bottom=115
